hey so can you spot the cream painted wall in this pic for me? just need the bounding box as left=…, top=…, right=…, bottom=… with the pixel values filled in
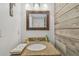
left=0, top=3, right=21, bottom=56
left=21, top=3, right=55, bottom=44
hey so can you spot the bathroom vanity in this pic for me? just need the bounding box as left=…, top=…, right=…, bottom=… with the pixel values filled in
left=21, top=42, right=61, bottom=56
left=10, top=37, right=61, bottom=56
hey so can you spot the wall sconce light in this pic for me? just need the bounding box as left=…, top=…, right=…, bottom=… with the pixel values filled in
left=41, top=4, right=48, bottom=10
left=25, top=4, right=31, bottom=10
left=33, top=3, right=40, bottom=10
left=25, top=3, right=48, bottom=10
left=43, top=4, right=48, bottom=9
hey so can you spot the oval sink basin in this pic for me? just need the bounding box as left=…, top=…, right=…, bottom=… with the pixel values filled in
left=27, top=43, right=46, bottom=51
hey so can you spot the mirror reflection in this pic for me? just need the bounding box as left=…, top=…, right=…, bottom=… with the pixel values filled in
left=26, top=11, right=49, bottom=30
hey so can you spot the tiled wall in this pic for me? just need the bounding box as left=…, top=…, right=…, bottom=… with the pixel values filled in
left=55, top=3, right=79, bottom=55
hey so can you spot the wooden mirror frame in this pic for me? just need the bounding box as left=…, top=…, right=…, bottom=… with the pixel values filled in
left=26, top=11, right=49, bottom=30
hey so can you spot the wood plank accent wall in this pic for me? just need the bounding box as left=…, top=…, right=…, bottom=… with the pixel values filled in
left=55, top=3, right=79, bottom=55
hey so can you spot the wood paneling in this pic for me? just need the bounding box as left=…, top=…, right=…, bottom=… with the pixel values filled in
left=56, top=4, right=79, bottom=19
left=56, top=5, right=79, bottom=23
left=56, top=16, right=79, bottom=29
left=55, top=3, right=67, bottom=13
left=56, top=29, right=79, bottom=39
left=55, top=3, right=79, bottom=55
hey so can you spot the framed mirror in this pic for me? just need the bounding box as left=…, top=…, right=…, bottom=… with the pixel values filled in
left=26, top=11, right=49, bottom=30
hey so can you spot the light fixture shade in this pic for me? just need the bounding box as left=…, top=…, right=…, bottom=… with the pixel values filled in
left=25, top=3, right=48, bottom=10
left=25, top=4, right=31, bottom=10
left=42, top=4, right=48, bottom=10
left=34, top=3, right=40, bottom=10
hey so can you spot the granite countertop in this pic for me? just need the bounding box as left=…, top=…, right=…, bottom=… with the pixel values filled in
left=21, top=42, right=61, bottom=56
